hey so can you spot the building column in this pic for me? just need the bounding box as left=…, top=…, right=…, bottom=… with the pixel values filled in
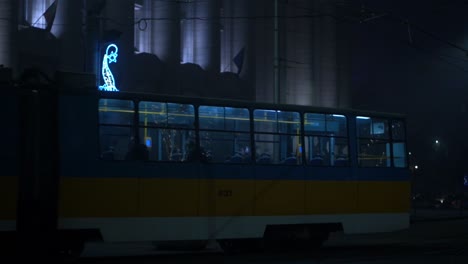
left=220, top=0, right=250, bottom=77
left=315, top=1, right=337, bottom=108
left=284, top=0, right=314, bottom=106
left=181, top=0, right=220, bottom=72
left=0, top=0, right=17, bottom=71
left=52, top=0, right=84, bottom=72
left=151, top=0, right=179, bottom=65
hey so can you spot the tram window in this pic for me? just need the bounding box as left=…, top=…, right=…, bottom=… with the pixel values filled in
left=305, top=136, right=331, bottom=166
left=356, top=116, right=405, bottom=167
left=99, top=126, right=134, bottom=161
left=327, top=114, right=347, bottom=137
left=225, top=107, right=249, bottom=132
left=393, top=142, right=407, bottom=168
left=139, top=128, right=195, bottom=162
left=304, top=113, right=349, bottom=167
left=392, top=120, right=407, bottom=168
left=304, top=113, right=325, bottom=133
left=255, top=134, right=280, bottom=164
left=358, top=139, right=391, bottom=167
left=254, top=134, right=300, bottom=165
left=168, top=103, right=195, bottom=128
left=198, top=106, right=250, bottom=163
left=278, top=111, right=300, bottom=134
left=357, top=117, right=389, bottom=139
left=254, top=109, right=301, bottom=165
left=139, top=101, right=195, bottom=129
left=356, top=116, right=391, bottom=167
left=391, top=120, right=406, bottom=141
left=99, top=99, right=134, bottom=126
left=334, top=137, right=349, bottom=167
left=199, top=106, right=250, bottom=132
left=139, top=101, right=166, bottom=126
left=199, top=106, right=225, bottom=130
left=99, top=99, right=135, bottom=160
left=304, top=113, right=346, bottom=134
left=200, top=131, right=251, bottom=163
left=139, top=101, right=195, bottom=162
left=254, top=109, right=277, bottom=133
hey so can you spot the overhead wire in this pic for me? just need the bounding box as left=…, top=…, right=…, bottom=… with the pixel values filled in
left=351, top=6, right=468, bottom=72
left=325, top=1, right=468, bottom=72
left=354, top=3, right=468, bottom=55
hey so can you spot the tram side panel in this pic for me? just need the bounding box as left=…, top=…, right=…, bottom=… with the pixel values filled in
left=353, top=168, right=411, bottom=233
left=58, top=93, right=139, bottom=219
left=355, top=169, right=411, bottom=213
left=305, top=167, right=357, bottom=215
left=57, top=93, right=118, bottom=243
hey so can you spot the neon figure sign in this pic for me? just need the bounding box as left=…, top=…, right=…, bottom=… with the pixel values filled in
left=99, top=44, right=119, bottom=92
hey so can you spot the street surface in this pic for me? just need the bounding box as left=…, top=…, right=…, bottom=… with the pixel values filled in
left=75, top=212, right=468, bottom=264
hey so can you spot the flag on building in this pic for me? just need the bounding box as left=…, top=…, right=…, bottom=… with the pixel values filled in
left=233, top=47, right=245, bottom=75
left=43, top=0, right=58, bottom=32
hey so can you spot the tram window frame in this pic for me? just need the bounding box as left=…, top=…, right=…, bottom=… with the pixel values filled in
left=198, top=105, right=251, bottom=164
left=303, top=113, right=349, bottom=167
left=253, top=109, right=302, bottom=165
left=138, top=101, right=196, bottom=162
left=356, top=116, right=394, bottom=168
left=98, top=99, right=136, bottom=161
left=391, top=119, right=408, bottom=168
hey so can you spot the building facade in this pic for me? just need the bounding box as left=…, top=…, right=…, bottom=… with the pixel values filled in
left=1, top=0, right=351, bottom=107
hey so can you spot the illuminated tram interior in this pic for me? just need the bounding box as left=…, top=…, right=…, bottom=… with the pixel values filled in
left=98, top=98, right=407, bottom=168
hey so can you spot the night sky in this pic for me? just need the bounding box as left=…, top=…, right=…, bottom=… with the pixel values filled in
left=349, top=0, right=468, bottom=193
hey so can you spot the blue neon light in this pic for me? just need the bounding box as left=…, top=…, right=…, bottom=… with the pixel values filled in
left=99, top=44, right=119, bottom=92
left=145, top=138, right=152, bottom=148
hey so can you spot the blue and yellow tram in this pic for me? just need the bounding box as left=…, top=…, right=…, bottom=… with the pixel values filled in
left=1, top=85, right=410, bottom=253
left=59, top=89, right=410, bottom=243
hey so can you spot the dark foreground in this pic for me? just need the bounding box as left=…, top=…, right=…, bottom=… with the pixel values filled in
left=74, top=216, right=468, bottom=264
left=4, top=214, right=468, bottom=264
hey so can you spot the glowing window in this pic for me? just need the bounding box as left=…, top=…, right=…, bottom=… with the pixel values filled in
left=139, top=101, right=195, bottom=129
left=198, top=106, right=250, bottom=132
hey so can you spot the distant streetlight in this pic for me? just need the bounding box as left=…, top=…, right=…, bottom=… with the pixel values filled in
left=432, top=139, right=441, bottom=152
left=414, top=165, right=419, bottom=170
left=409, top=152, right=412, bottom=155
